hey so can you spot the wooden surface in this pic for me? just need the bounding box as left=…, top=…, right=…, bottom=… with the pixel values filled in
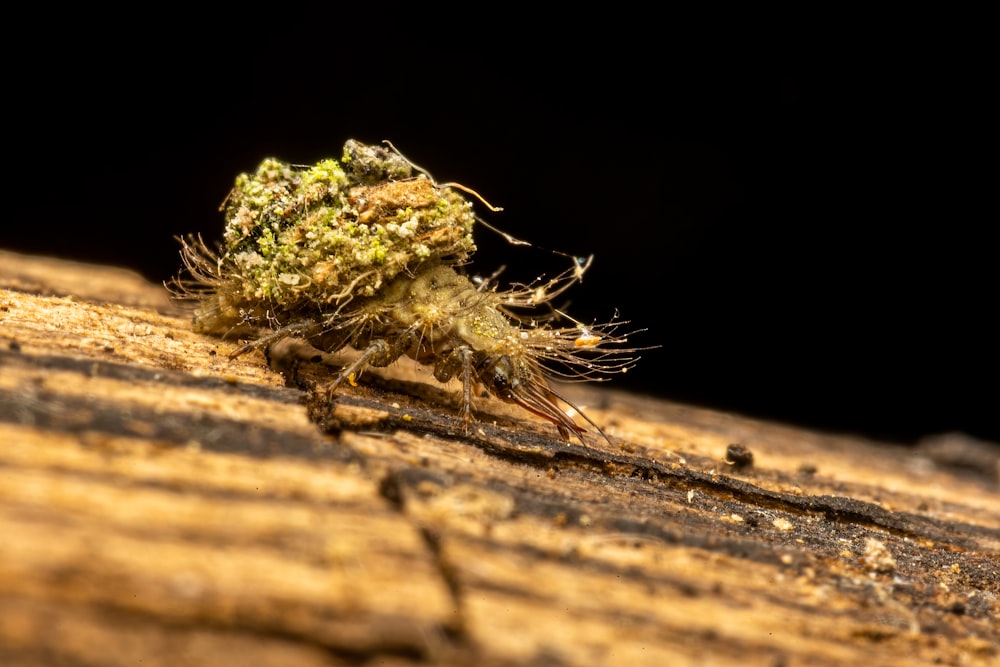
left=0, top=248, right=997, bottom=666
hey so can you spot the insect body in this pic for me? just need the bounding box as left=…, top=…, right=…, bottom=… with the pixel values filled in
left=172, top=140, right=642, bottom=442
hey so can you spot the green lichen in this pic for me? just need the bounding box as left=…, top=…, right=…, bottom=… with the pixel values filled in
left=198, top=140, right=477, bottom=328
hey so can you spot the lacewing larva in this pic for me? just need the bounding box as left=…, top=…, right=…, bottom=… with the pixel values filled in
left=171, top=140, right=646, bottom=442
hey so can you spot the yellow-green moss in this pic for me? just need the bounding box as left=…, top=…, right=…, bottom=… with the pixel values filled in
left=214, top=140, right=477, bottom=314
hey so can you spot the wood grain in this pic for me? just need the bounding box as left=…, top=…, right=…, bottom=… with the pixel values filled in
left=1, top=249, right=997, bottom=666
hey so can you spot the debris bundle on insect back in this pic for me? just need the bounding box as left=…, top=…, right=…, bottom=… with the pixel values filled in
left=172, top=139, right=643, bottom=443
left=178, top=140, right=477, bottom=335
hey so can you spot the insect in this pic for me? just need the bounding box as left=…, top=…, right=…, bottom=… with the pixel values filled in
left=171, top=140, right=644, bottom=442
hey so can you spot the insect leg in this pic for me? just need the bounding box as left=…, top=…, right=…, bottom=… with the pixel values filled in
left=325, top=339, right=392, bottom=397
left=432, top=346, right=476, bottom=431
left=459, top=347, right=473, bottom=430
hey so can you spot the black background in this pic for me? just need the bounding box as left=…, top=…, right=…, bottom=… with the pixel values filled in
left=6, top=12, right=994, bottom=444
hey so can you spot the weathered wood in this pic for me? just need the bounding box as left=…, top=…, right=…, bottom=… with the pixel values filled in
left=1, top=249, right=997, bottom=666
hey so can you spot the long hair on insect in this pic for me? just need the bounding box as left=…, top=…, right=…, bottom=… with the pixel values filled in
left=477, top=254, right=646, bottom=383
